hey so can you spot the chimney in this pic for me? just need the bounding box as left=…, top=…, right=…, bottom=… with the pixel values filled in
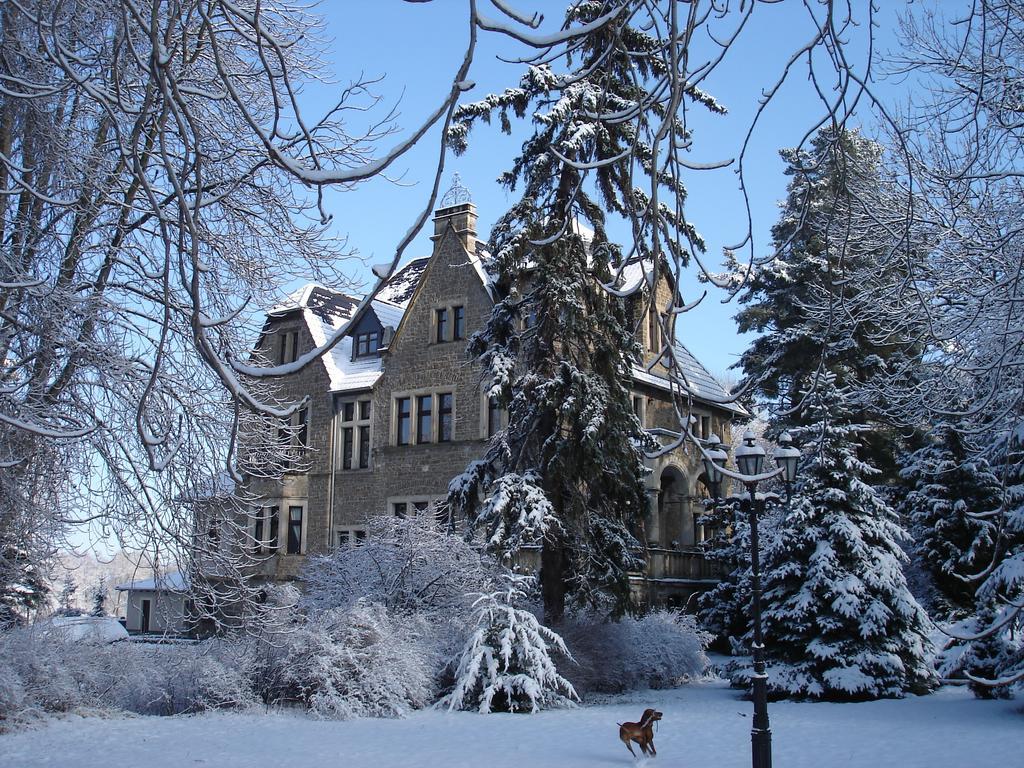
left=432, top=201, right=477, bottom=255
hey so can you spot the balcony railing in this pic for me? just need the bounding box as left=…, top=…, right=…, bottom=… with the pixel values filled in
left=640, top=547, right=723, bottom=583
left=512, top=545, right=722, bottom=584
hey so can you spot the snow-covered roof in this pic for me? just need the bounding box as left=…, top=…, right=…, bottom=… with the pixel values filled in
left=632, top=341, right=748, bottom=416
left=39, top=615, right=130, bottom=644
left=371, top=298, right=405, bottom=331
left=268, top=284, right=359, bottom=321
left=376, top=258, right=429, bottom=307
left=115, top=572, right=188, bottom=593
left=304, top=309, right=383, bottom=393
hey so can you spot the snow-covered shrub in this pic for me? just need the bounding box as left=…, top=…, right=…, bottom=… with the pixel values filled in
left=279, top=601, right=434, bottom=719
left=558, top=609, right=711, bottom=694
left=937, top=601, right=1019, bottom=700
left=0, top=625, right=257, bottom=720
left=441, top=577, right=577, bottom=713
left=301, top=515, right=501, bottom=618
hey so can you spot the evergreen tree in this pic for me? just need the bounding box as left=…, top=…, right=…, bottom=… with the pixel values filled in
left=442, top=576, right=578, bottom=713
left=899, top=422, right=1002, bottom=615
left=748, top=379, right=937, bottom=700
left=0, top=542, right=48, bottom=627
left=446, top=3, right=722, bottom=622
left=56, top=574, right=79, bottom=616
left=727, top=126, right=917, bottom=474
left=90, top=577, right=108, bottom=617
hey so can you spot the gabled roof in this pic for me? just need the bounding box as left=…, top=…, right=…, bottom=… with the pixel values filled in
left=265, top=283, right=382, bottom=393
left=376, top=258, right=429, bottom=307
left=632, top=340, right=748, bottom=416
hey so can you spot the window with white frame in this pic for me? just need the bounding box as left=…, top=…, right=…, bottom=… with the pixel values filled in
left=337, top=397, right=372, bottom=470
left=393, top=392, right=455, bottom=445
left=354, top=330, right=379, bottom=357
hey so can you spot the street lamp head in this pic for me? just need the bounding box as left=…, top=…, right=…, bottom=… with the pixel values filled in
left=702, top=433, right=729, bottom=493
left=735, top=428, right=765, bottom=477
left=773, top=430, right=800, bottom=485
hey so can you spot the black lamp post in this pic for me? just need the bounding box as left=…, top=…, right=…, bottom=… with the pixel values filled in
left=703, top=429, right=800, bottom=768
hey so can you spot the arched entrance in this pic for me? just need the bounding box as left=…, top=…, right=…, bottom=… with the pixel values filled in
left=657, top=466, right=692, bottom=548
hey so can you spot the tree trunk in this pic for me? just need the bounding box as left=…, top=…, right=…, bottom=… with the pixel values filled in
left=540, top=539, right=566, bottom=625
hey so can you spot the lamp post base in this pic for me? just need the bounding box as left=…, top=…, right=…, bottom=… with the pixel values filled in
left=751, top=727, right=772, bottom=768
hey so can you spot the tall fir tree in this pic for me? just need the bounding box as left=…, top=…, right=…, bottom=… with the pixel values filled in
left=726, top=126, right=917, bottom=476
left=445, top=3, right=723, bottom=622
left=747, top=378, right=937, bottom=700
left=899, top=422, right=1002, bottom=616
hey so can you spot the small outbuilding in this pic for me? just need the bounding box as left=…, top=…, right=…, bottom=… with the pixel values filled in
left=114, top=572, right=189, bottom=635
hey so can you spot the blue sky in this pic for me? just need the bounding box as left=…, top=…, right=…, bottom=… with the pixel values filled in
left=293, top=1, right=927, bottom=380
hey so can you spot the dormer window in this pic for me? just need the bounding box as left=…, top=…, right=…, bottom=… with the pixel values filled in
left=354, top=330, right=379, bottom=357
left=279, top=330, right=299, bottom=364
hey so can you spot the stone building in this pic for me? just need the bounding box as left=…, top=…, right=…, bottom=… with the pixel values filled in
left=242, top=198, right=745, bottom=605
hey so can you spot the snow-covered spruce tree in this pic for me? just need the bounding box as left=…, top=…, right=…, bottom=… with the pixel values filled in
left=696, top=498, right=751, bottom=647
left=726, top=127, right=919, bottom=475
left=899, top=422, right=1002, bottom=616
left=442, top=576, right=577, bottom=713
left=446, top=2, right=723, bottom=623
left=697, top=496, right=786, bottom=654
left=742, top=378, right=937, bottom=701
left=939, top=598, right=1018, bottom=700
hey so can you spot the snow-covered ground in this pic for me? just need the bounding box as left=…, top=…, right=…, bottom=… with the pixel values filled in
left=3, top=679, right=1018, bottom=768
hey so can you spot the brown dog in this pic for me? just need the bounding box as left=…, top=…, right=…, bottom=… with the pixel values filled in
left=618, top=708, right=663, bottom=757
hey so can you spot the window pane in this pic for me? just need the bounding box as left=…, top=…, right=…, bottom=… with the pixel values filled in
left=297, top=408, right=308, bottom=448
left=359, top=400, right=371, bottom=420
left=254, top=514, right=264, bottom=551
left=413, top=501, right=428, bottom=515
left=436, top=308, right=448, bottom=343
left=368, top=332, right=379, bottom=353
left=287, top=506, right=303, bottom=554
left=488, top=396, right=502, bottom=438
left=359, top=425, right=370, bottom=469
left=393, top=502, right=407, bottom=518
left=343, top=401, right=354, bottom=422
left=268, top=506, right=279, bottom=551
left=342, top=427, right=353, bottom=470
left=438, top=392, right=453, bottom=442
left=417, top=395, right=433, bottom=443
left=396, top=398, right=411, bottom=445
left=453, top=306, right=465, bottom=340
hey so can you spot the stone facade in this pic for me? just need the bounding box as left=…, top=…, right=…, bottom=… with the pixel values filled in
left=240, top=201, right=745, bottom=605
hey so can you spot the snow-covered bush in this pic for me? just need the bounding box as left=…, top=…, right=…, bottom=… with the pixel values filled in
left=0, top=625, right=257, bottom=722
left=938, top=601, right=1020, bottom=700
left=441, top=577, right=577, bottom=713
left=558, top=609, right=711, bottom=694
left=277, top=601, right=435, bottom=719
left=301, top=515, right=501, bottom=618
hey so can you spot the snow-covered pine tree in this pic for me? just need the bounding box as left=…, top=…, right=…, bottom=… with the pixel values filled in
left=696, top=498, right=751, bottom=647
left=899, top=422, right=1002, bottom=616
left=442, top=576, right=577, bottom=713
left=0, top=542, right=48, bottom=627
left=748, top=378, right=937, bottom=700
left=445, top=2, right=722, bottom=623
left=727, top=127, right=917, bottom=475
left=938, top=598, right=1017, bottom=700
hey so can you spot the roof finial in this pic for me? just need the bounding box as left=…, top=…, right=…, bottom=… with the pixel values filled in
left=440, top=172, right=472, bottom=207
